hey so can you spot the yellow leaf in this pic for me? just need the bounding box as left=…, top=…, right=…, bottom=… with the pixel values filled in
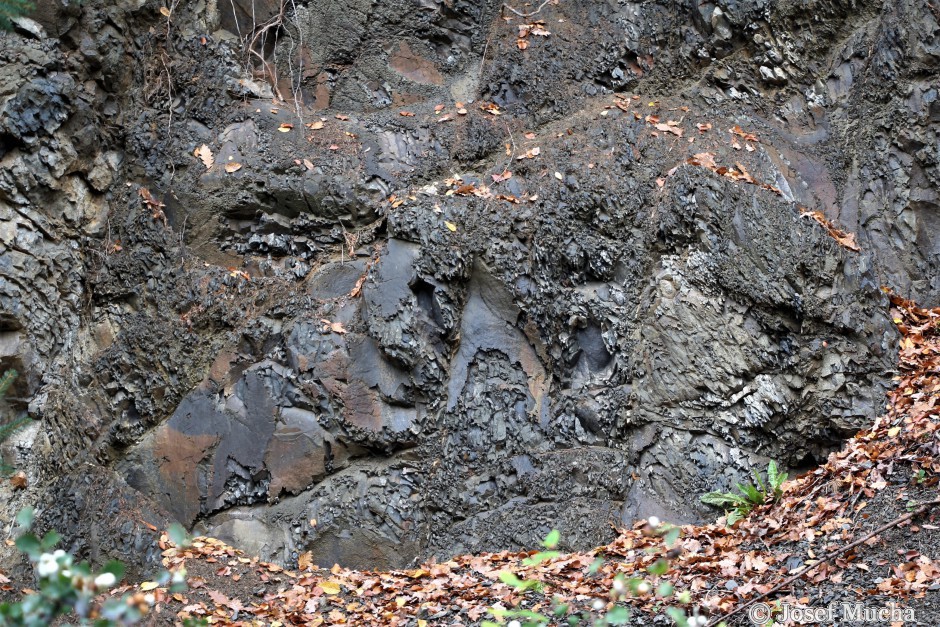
left=159, top=6, right=171, bottom=16
left=140, top=581, right=160, bottom=591
left=444, top=221, right=457, bottom=232
left=419, top=621, right=428, bottom=627
left=320, top=580, right=342, bottom=595
left=893, top=318, right=903, bottom=324
left=396, top=597, right=407, bottom=607
left=887, top=426, right=901, bottom=437
left=224, top=162, right=242, bottom=173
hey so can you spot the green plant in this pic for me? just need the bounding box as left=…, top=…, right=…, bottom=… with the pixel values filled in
left=0, top=0, right=33, bottom=30
left=482, top=523, right=721, bottom=627
left=0, top=369, right=32, bottom=476
left=701, top=461, right=788, bottom=525
left=0, top=508, right=205, bottom=626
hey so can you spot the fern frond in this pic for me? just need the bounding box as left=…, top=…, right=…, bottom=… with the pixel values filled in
left=0, top=369, right=16, bottom=398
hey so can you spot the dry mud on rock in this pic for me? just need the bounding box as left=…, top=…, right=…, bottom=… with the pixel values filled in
left=2, top=0, right=937, bottom=574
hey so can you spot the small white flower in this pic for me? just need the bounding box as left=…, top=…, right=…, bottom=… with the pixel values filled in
left=592, top=598, right=606, bottom=611
left=144, top=593, right=156, bottom=605
left=647, top=516, right=661, bottom=528
left=171, top=568, right=186, bottom=584
left=37, top=553, right=59, bottom=578
left=612, top=578, right=626, bottom=593
left=507, top=621, right=522, bottom=627
left=690, top=616, right=708, bottom=627
left=636, top=581, right=651, bottom=594
left=94, top=572, right=117, bottom=588
left=52, top=549, right=66, bottom=559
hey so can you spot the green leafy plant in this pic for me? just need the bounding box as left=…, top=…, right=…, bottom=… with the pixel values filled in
left=0, top=369, right=32, bottom=476
left=701, top=461, right=788, bottom=525
left=0, top=508, right=205, bottom=626
left=482, top=523, right=721, bottom=627
left=0, top=0, right=33, bottom=30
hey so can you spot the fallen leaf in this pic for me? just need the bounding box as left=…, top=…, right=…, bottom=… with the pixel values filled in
left=224, top=162, right=242, bottom=173
left=335, top=114, right=349, bottom=121
left=321, top=319, right=347, bottom=335
left=320, top=581, right=342, bottom=595
left=444, top=221, right=457, bottom=232
left=654, top=123, right=684, bottom=137
left=298, top=552, right=313, bottom=571
left=278, top=123, right=293, bottom=132
left=140, top=581, right=160, bottom=591
left=399, top=111, right=415, bottom=117
left=159, top=6, right=171, bottom=16
left=194, top=144, right=213, bottom=169
left=491, top=170, right=512, bottom=183
left=307, top=120, right=325, bottom=130
left=697, top=123, right=712, bottom=132
left=10, top=471, right=26, bottom=490
left=517, top=146, right=540, bottom=160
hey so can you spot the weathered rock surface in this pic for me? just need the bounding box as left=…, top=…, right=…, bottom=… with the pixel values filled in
left=3, top=0, right=936, bottom=573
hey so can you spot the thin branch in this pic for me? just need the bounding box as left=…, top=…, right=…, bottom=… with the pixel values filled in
left=706, top=498, right=940, bottom=627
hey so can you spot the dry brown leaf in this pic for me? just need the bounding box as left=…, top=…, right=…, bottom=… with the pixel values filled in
left=321, top=319, right=347, bottom=334
left=10, top=471, right=27, bottom=490
left=194, top=144, right=213, bottom=169
left=277, top=123, right=293, bottom=132
left=654, top=123, right=683, bottom=137
left=307, top=120, right=325, bottom=130
left=224, top=162, right=242, bottom=173
left=298, top=552, right=313, bottom=571
left=491, top=170, right=512, bottom=183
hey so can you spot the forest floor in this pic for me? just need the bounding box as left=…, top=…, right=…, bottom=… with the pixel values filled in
left=88, top=295, right=939, bottom=625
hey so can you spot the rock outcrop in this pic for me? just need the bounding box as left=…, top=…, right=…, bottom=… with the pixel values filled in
left=4, top=0, right=936, bottom=573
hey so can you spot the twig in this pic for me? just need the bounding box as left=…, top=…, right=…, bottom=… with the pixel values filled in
left=502, top=0, right=552, bottom=18
left=706, top=498, right=940, bottom=627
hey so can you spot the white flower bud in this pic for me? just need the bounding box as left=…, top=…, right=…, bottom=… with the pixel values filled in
left=612, top=578, right=626, bottom=593
left=144, top=593, right=156, bottom=605
left=94, top=572, right=117, bottom=588
left=592, top=598, right=606, bottom=611
left=636, top=581, right=651, bottom=594
left=647, top=516, right=661, bottom=528
left=37, top=554, right=59, bottom=578
left=507, top=621, right=522, bottom=627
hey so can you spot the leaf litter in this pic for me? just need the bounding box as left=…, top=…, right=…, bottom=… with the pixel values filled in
left=122, top=296, right=940, bottom=626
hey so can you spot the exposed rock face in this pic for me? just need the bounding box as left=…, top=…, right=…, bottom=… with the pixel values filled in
left=5, top=0, right=937, bottom=573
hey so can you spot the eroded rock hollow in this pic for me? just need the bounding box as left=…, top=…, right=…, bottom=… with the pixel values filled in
left=5, top=0, right=937, bottom=573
